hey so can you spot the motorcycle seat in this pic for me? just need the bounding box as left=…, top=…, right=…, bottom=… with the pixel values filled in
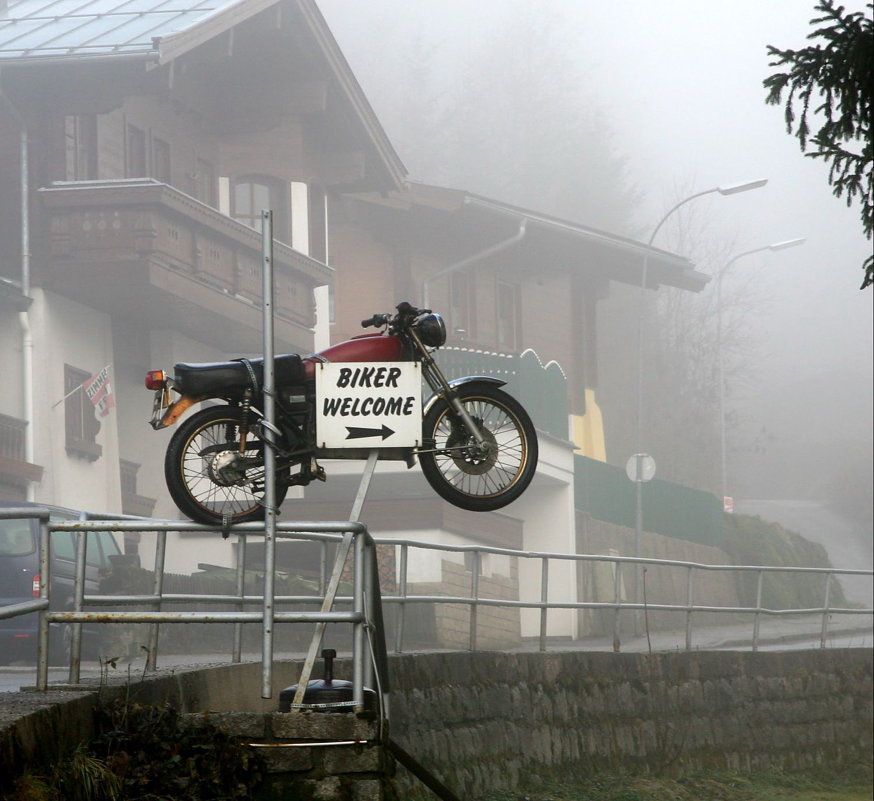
left=174, top=354, right=306, bottom=395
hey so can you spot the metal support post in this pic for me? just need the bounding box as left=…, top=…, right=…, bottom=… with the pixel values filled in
left=261, top=209, right=278, bottom=699
left=36, top=511, right=51, bottom=691
left=68, top=513, right=88, bottom=684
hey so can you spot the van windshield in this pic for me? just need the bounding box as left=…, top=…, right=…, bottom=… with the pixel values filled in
left=0, top=520, right=35, bottom=556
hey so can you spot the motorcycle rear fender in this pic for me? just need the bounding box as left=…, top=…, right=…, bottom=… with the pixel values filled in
left=150, top=393, right=204, bottom=430
left=422, top=376, right=506, bottom=417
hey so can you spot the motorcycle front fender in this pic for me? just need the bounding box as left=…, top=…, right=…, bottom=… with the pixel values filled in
left=422, top=375, right=506, bottom=417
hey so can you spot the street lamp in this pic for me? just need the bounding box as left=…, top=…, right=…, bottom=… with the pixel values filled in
left=716, top=237, right=806, bottom=510
left=632, top=178, right=768, bottom=622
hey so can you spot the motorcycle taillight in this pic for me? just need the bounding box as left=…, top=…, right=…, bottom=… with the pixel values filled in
left=145, top=370, right=166, bottom=390
left=32, top=574, right=40, bottom=597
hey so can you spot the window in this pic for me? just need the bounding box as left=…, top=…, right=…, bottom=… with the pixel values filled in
left=0, top=520, right=34, bottom=556
left=153, top=137, right=171, bottom=184
left=64, top=115, right=97, bottom=180
left=450, top=272, right=475, bottom=341
left=232, top=176, right=288, bottom=241
left=497, top=281, right=522, bottom=351
left=64, top=364, right=101, bottom=461
left=193, top=158, right=216, bottom=207
left=125, top=124, right=146, bottom=178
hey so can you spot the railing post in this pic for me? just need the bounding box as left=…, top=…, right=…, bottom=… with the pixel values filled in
left=36, top=513, right=51, bottom=691
left=68, top=519, right=88, bottom=683
left=612, top=559, right=622, bottom=652
left=319, top=540, right=328, bottom=596
left=685, top=566, right=694, bottom=651
left=395, top=543, right=408, bottom=654
left=819, top=572, right=833, bottom=648
left=146, top=529, right=167, bottom=671
left=233, top=532, right=247, bottom=663
left=353, top=530, right=365, bottom=713
left=539, top=556, right=548, bottom=652
left=752, top=569, right=764, bottom=652
left=469, top=550, right=480, bottom=652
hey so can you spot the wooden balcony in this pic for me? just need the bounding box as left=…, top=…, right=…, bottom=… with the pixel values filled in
left=38, top=180, right=333, bottom=353
left=0, top=413, right=43, bottom=492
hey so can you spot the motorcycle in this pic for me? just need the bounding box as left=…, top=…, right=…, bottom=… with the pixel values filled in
left=145, top=301, right=538, bottom=525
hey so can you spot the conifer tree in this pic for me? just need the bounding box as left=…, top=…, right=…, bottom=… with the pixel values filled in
left=764, top=1, right=873, bottom=288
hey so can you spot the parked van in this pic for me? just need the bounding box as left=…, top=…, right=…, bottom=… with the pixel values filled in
left=0, top=502, right=124, bottom=664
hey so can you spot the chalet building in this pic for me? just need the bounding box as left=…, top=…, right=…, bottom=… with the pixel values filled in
left=0, top=0, right=712, bottom=644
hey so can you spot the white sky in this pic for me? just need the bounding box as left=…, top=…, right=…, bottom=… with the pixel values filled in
left=319, top=0, right=873, bottom=442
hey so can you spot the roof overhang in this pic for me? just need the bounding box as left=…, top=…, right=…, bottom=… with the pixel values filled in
left=347, top=182, right=710, bottom=292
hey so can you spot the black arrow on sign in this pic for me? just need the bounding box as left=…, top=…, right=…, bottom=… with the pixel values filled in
left=345, top=425, right=395, bottom=441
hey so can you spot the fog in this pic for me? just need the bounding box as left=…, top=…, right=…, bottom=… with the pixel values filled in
left=317, top=0, right=872, bottom=569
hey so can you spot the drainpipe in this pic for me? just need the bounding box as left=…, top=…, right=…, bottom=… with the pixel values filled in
left=422, top=216, right=528, bottom=309
left=1, top=77, right=36, bottom=500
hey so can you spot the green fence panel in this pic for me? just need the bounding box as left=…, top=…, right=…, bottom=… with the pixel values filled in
left=435, top=347, right=568, bottom=439
left=574, top=455, right=724, bottom=548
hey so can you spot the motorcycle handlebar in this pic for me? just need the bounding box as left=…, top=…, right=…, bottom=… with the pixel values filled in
left=360, top=302, right=432, bottom=329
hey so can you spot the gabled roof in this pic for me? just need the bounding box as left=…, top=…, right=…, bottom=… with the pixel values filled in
left=349, top=182, right=710, bottom=292
left=0, top=0, right=406, bottom=189
left=0, top=0, right=257, bottom=64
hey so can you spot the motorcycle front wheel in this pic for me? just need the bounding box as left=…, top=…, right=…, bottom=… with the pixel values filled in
left=419, top=383, right=538, bottom=512
left=165, top=405, right=289, bottom=525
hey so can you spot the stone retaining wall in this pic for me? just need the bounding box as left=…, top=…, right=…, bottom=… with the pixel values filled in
left=1, top=649, right=870, bottom=800
left=389, top=649, right=873, bottom=798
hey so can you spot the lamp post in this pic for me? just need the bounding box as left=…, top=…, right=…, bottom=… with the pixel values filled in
left=632, top=178, right=768, bottom=623
left=716, top=237, right=806, bottom=510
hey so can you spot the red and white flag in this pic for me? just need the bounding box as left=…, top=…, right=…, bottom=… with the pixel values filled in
left=84, top=365, right=115, bottom=418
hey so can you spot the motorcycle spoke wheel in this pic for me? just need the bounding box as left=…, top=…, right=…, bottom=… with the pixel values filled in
left=420, top=384, right=537, bottom=512
left=165, top=406, right=289, bottom=524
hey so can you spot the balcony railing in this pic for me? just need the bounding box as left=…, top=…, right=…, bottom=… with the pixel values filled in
left=38, top=179, right=332, bottom=352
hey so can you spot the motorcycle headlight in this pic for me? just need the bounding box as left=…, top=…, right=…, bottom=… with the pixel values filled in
left=414, top=313, right=446, bottom=347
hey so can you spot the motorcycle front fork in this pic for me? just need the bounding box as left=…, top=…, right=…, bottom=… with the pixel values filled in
left=418, top=350, right=486, bottom=447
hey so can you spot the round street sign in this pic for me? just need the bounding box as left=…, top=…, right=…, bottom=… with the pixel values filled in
left=625, top=453, right=656, bottom=483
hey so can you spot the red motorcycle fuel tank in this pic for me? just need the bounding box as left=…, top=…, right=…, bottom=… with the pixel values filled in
left=302, top=334, right=405, bottom=379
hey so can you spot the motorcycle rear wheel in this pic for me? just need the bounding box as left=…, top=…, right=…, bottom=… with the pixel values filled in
left=165, top=405, right=289, bottom=525
left=419, top=383, right=538, bottom=512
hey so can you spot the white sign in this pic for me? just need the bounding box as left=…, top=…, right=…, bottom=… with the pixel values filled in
left=625, top=453, right=656, bottom=483
left=316, top=362, right=422, bottom=448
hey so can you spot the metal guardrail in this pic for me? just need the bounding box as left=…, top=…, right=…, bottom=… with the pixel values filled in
left=0, top=508, right=388, bottom=711
left=379, top=538, right=873, bottom=653
left=2, top=508, right=871, bottom=700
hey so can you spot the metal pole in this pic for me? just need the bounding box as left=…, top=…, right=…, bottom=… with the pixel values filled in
left=469, top=551, right=480, bottom=652
left=752, top=569, right=764, bottom=652
left=261, top=209, right=278, bottom=699
left=146, top=529, right=166, bottom=672
left=819, top=572, right=833, bottom=648
left=36, top=513, right=51, bottom=691
left=353, top=533, right=366, bottom=713
left=717, top=240, right=804, bottom=505
left=612, top=560, right=622, bottom=653
left=233, top=533, right=247, bottom=663
left=633, top=181, right=767, bottom=614
left=685, top=566, right=694, bottom=651
left=68, top=516, right=87, bottom=684
left=396, top=543, right=408, bottom=654
left=539, top=556, right=549, bottom=652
